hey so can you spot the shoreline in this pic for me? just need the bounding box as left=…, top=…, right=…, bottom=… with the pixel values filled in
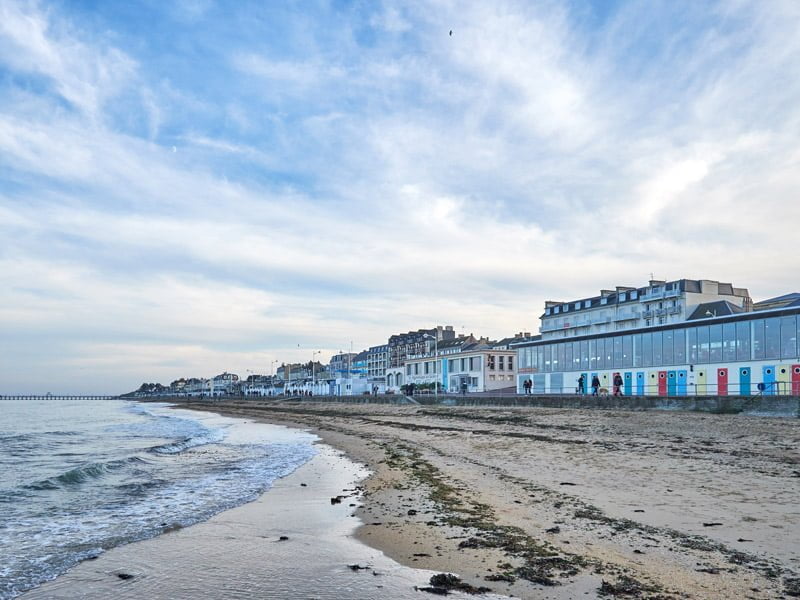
left=179, top=400, right=800, bottom=599
left=21, top=423, right=469, bottom=600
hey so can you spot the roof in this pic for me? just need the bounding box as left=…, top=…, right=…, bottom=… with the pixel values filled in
left=686, top=300, right=745, bottom=321
left=753, top=292, right=800, bottom=311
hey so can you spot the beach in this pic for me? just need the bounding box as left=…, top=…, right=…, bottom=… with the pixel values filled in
left=179, top=401, right=800, bottom=599
left=22, top=401, right=799, bottom=599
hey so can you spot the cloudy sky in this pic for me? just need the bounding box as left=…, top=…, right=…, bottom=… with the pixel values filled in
left=1, top=0, right=799, bottom=394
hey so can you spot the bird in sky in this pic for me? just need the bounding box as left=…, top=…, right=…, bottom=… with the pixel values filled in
left=449, top=30, right=452, bottom=36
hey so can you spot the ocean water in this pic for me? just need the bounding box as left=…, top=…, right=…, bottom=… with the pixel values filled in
left=0, top=400, right=317, bottom=599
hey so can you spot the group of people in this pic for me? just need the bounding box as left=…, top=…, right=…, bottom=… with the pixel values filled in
left=522, top=379, right=533, bottom=394
left=576, top=373, right=624, bottom=396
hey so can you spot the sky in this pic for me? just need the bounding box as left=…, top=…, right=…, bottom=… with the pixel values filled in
left=1, top=0, right=799, bottom=394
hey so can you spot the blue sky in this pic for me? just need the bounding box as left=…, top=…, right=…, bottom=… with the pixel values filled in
left=1, top=0, right=799, bottom=394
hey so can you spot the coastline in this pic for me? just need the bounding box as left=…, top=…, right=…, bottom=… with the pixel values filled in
left=179, top=400, right=800, bottom=600
left=21, top=427, right=472, bottom=600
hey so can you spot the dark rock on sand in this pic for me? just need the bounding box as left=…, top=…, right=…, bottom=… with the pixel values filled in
left=545, top=526, right=561, bottom=534
left=278, top=535, right=289, bottom=541
left=331, top=495, right=343, bottom=504
left=416, top=573, right=491, bottom=595
left=117, top=573, right=134, bottom=580
left=785, top=577, right=800, bottom=597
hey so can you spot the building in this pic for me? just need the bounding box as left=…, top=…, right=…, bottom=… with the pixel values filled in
left=540, top=279, right=752, bottom=340
left=515, top=279, right=800, bottom=396
left=329, top=352, right=357, bottom=376
left=367, top=344, right=389, bottom=379
left=388, top=326, right=456, bottom=368
left=403, top=335, right=517, bottom=393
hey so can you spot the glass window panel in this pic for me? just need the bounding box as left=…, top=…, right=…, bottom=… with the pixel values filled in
left=752, top=319, right=765, bottom=360
left=642, top=333, right=652, bottom=367
left=663, top=330, right=674, bottom=365
left=536, top=347, right=543, bottom=371
left=687, top=327, right=698, bottom=363
left=613, top=336, right=623, bottom=367
left=723, top=323, right=736, bottom=361
left=589, top=339, right=597, bottom=370
left=573, top=341, right=581, bottom=369
left=633, top=334, right=642, bottom=367
left=709, top=324, right=722, bottom=363
left=674, top=329, right=686, bottom=364
left=787, top=315, right=800, bottom=358
left=565, top=343, right=573, bottom=371
left=736, top=321, right=751, bottom=361
left=697, top=326, right=710, bottom=363
left=606, top=337, right=613, bottom=368
left=580, top=340, right=589, bottom=369
left=623, top=335, right=633, bottom=368
left=652, top=331, right=663, bottom=365
left=764, top=317, right=781, bottom=359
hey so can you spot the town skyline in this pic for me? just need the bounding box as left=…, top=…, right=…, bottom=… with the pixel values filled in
left=2, top=1, right=799, bottom=394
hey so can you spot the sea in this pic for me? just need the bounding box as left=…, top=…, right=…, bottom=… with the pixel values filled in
left=0, top=399, right=318, bottom=599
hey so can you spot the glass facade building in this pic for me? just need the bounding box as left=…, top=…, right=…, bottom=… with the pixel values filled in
left=515, top=307, right=800, bottom=396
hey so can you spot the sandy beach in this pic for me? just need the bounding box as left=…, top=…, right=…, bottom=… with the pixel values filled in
left=22, top=427, right=496, bottom=599
left=177, top=401, right=800, bottom=599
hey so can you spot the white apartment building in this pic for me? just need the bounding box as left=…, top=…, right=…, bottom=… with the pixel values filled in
left=540, top=279, right=752, bottom=340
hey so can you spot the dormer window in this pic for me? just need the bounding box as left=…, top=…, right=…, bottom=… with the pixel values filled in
left=545, top=308, right=551, bottom=316
left=584, top=300, right=591, bottom=308
left=620, top=293, right=627, bottom=301
left=561, top=304, right=568, bottom=312
left=574, top=302, right=581, bottom=310
left=554, top=306, right=560, bottom=314
left=631, top=290, right=638, bottom=299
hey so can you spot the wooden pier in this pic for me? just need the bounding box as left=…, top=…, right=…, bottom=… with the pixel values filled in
left=0, top=395, right=118, bottom=401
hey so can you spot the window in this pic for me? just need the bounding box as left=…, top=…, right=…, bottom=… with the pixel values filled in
left=499, top=356, right=505, bottom=370
left=674, top=329, right=686, bottom=364
left=663, top=330, right=674, bottom=365
left=414, top=363, right=419, bottom=375
left=581, top=340, right=589, bottom=369
left=736, top=322, right=751, bottom=361
left=642, top=333, right=652, bottom=367
left=508, top=356, right=514, bottom=370
left=585, top=300, right=591, bottom=308
left=620, top=293, right=627, bottom=301
left=687, top=327, right=698, bottom=363
left=565, top=343, right=573, bottom=370
left=632, top=334, right=642, bottom=367
left=424, top=362, right=429, bottom=374
left=752, top=319, right=765, bottom=360
left=488, top=355, right=496, bottom=370
left=781, top=316, right=796, bottom=358
left=709, top=324, right=722, bottom=363
left=613, top=336, right=623, bottom=367
left=723, top=323, right=736, bottom=361
left=697, top=326, right=710, bottom=363
left=622, top=335, right=633, bottom=368
left=489, top=375, right=495, bottom=381
left=652, top=331, right=663, bottom=365
left=406, top=365, right=411, bottom=375
left=589, top=339, right=597, bottom=369
left=764, top=317, right=781, bottom=359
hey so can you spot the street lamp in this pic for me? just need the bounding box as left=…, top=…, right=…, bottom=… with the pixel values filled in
left=312, top=350, right=321, bottom=394
left=423, top=333, right=439, bottom=402
left=270, top=359, right=278, bottom=396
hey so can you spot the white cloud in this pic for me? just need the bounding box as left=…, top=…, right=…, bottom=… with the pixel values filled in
left=1, top=0, right=800, bottom=392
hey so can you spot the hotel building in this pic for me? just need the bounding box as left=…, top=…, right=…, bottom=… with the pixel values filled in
left=514, top=279, right=800, bottom=396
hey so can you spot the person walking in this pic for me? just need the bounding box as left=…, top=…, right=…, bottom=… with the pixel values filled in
left=613, top=373, right=623, bottom=396
left=591, top=375, right=600, bottom=396
left=577, top=375, right=585, bottom=395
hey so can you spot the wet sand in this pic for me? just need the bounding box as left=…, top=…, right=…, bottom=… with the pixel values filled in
left=182, top=401, right=800, bottom=599
left=22, top=437, right=497, bottom=599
